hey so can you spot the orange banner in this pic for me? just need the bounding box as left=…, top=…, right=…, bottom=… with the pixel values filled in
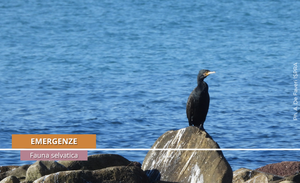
left=12, top=134, right=96, bottom=149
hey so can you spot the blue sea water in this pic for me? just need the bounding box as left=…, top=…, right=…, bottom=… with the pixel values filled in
left=0, top=0, right=300, bottom=171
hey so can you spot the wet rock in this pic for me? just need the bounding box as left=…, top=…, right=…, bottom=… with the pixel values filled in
left=0, top=166, right=19, bottom=174
left=87, top=154, right=131, bottom=170
left=57, top=160, right=88, bottom=170
left=89, top=166, right=149, bottom=183
left=25, top=161, right=67, bottom=182
left=270, top=172, right=300, bottom=183
left=7, top=165, right=30, bottom=182
left=233, top=168, right=283, bottom=183
left=0, top=173, right=7, bottom=181
left=256, top=161, right=300, bottom=177
left=142, top=126, right=232, bottom=183
left=0, top=166, right=19, bottom=181
left=34, top=166, right=149, bottom=183
left=128, top=161, right=142, bottom=168
left=283, top=173, right=300, bottom=182
left=58, top=154, right=131, bottom=171
left=0, top=165, right=30, bottom=182
left=0, top=176, right=19, bottom=183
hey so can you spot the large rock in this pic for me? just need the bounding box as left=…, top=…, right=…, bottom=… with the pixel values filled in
left=25, top=161, right=67, bottom=182
left=34, top=166, right=149, bottom=183
left=0, top=166, right=19, bottom=181
left=142, top=126, right=233, bottom=183
left=58, top=154, right=134, bottom=171
left=271, top=173, right=300, bottom=183
left=87, top=154, right=131, bottom=170
left=0, top=165, right=30, bottom=182
left=0, top=176, right=19, bottom=183
left=233, top=168, right=283, bottom=183
left=0, top=166, right=19, bottom=174
left=256, top=161, right=300, bottom=177
left=57, top=160, right=89, bottom=170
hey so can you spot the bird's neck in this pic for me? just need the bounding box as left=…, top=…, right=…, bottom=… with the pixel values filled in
left=197, top=81, right=206, bottom=90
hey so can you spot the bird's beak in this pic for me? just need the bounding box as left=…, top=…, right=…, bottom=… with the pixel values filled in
left=206, top=71, right=216, bottom=76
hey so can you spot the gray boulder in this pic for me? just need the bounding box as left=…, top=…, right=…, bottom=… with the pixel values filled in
left=268, top=173, right=300, bottom=183
left=142, top=126, right=232, bottom=183
left=25, top=161, right=67, bottom=182
left=58, top=154, right=133, bottom=171
left=87, top=154, right=131, bottom=170
left=281, top=173, right=300, bottom=183
left=0, top=166, right=19, bottom=181
left=0, top=165, right=30, bottom=182
left=0, top=166, right=19, bottom=174
left=57, top=160, right=88, bottom=170
left=0, top=176, right=19, bottom=183
left=34, top=166, right=149, bottom=183
left=233, top=168, right=283, bottom=183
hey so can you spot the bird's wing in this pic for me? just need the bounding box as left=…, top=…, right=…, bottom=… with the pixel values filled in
left=186, top=93, right=194, bottom=126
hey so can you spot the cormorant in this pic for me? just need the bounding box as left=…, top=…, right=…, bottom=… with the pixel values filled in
left=186, top=69, right=215, bottom=130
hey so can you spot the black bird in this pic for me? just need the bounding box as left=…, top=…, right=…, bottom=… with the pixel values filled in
left=186, top=69, right=215, bottom=130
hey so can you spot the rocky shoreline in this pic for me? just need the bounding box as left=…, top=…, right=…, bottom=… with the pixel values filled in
left=1, top=126, right=299, bottom=183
